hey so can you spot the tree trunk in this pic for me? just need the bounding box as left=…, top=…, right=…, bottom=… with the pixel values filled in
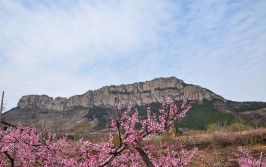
left=136, top=146, right=154, bottom=167
left=100, top=154, right=115, bottom=167
left=4, top=152, right=14, bottom=167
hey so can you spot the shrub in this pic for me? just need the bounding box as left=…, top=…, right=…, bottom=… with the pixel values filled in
left=207, top=123, right=221, bottom=133
left=227, top=122, right=250, bottom=132
left=112, top=133, right=120, bottom=147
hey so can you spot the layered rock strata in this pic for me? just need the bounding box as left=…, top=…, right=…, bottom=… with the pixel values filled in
left=17, top=77, right=224, bottom=111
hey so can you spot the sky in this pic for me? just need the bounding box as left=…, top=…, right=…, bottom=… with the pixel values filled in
left=1, top=0, right=266, bottom=111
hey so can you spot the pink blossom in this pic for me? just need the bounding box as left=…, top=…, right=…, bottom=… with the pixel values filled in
left=0, top=98, right=197, bottom=166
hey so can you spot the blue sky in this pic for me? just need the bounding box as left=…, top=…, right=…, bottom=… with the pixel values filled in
left=1, top=0, right=266, bottom=110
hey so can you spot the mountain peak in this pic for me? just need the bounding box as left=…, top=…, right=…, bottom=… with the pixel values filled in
left=17, top=77, right=224, bottom=111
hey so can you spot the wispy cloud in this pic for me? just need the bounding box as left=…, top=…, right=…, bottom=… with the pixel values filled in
left=0, top=0, right=266, bottom=110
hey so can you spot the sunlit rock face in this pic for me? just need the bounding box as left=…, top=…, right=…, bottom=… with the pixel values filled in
left=17, top=77, right=224, bottom=111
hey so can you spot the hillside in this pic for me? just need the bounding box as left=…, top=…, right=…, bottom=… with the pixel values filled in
left=3, top=77, right=266, bottom=132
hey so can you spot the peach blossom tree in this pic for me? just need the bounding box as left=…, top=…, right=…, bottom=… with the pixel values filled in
left=0, top=98, right=197, bottom=167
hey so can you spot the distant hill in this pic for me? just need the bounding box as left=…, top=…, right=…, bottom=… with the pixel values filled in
left=3, top=77, right=266, bottom=133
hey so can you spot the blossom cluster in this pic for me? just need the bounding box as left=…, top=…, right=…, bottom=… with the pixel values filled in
left=0, top=98, right=197, bottom=167
left=236, top=146, right=265, bottom=167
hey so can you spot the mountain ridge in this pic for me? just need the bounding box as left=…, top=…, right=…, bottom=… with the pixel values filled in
left=17, top=77, right=225, bottom=111
left=3, top=76, right=266, bottom=132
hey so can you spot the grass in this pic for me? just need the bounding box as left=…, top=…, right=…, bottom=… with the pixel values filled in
left=141, top=127, right=266, bottom=166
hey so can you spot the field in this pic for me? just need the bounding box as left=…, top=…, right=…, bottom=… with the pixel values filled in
left=1, top=99, right=265, bottom=166
left=152, top=128, right=266, bottom=166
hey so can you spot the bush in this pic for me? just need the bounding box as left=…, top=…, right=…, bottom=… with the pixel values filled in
left=112, top=133, right=120, bottom=147
left=227, top=122, right=250, bottom=132
left=174, top=127, right=183, bottom=136
left=207, top=123, right=221, bottom=133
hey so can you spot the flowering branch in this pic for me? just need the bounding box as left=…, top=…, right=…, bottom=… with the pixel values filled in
left=236, top=146, right=265, bottom=167
left=101, top=97, right=196, bottom=166
left=0, top=98, right=196, bottom=167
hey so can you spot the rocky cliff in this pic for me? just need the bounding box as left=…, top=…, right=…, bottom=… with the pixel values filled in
left=4, top=76, right=266, bottom=133
left=17, top=77, right=224, bottom=111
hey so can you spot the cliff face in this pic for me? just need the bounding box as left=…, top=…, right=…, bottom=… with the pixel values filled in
left=17, top=77, right=224, bottom=111
left=7, top=77, right=266, bottom=132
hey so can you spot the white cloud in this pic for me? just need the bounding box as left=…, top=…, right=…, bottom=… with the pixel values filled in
left=0, top=0, right=177, bottom=109
left=0, top=0, right=266, bottom=110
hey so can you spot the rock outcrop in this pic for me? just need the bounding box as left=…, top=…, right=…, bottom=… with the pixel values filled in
left=17, top=77, right=224, bottom=111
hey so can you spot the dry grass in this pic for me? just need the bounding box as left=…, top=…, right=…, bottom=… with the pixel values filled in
left=141, top=128, right=266, bottom=166
left=74, top=128, right=265, bottom=165
left=177, top=128, right=266, bottom=148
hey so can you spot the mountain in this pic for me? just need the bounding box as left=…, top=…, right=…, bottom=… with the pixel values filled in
left=3, top=77, right=266, bottom=133
left=16, top=77, right=224, bottom=110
